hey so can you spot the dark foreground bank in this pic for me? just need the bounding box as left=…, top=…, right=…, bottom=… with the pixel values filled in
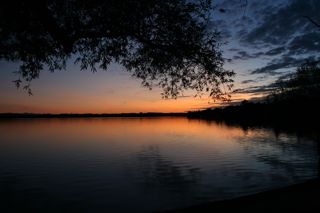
left=164, top=179, right=320, bottom=213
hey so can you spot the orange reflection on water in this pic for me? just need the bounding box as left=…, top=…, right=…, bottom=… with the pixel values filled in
left=0, top=117, right=247, bottom=150
left=0, top=117, right=255, bottom=171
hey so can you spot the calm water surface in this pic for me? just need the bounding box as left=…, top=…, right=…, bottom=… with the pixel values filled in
left=0, top=117, right=318, bottom=212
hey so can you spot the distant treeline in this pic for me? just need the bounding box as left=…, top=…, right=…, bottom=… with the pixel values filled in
left=188, top=61, right=320, bottom=130
left=187, top=100, right=320, bottom=124
left=0, top=112, right=186, bottom=119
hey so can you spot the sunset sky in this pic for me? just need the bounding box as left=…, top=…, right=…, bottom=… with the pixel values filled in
left=0, top=0, right=319, bottom=113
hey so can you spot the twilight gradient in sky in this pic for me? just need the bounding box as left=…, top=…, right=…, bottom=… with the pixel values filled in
left=0, top=0, right=319, bottom=113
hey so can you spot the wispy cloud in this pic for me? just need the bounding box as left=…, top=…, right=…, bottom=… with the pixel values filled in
left=250, top=56, right=319, bottom=75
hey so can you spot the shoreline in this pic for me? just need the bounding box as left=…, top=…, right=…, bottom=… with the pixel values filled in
left=164, top=178, right=320, bottom=212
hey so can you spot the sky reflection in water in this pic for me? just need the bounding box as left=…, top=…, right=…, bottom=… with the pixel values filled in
left=0, top=117, right=318, bottom=212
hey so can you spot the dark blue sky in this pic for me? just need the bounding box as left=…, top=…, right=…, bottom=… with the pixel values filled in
left=0, top=0, right=319, bottom=113
left=215, top=0, right=319, bottom=94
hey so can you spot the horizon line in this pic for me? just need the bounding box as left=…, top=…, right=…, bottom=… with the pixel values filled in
left=0, top=112, right=190, bottom=119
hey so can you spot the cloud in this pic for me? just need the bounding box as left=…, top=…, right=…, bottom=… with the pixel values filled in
left=241, top=0, right=319, bottom=74
left=232, top=50, right=265, bottom=60
left=234, top=83, right=278, bottom=94
left=242, top=0, right=320, bottom=46
left=241, top=79, right=256, bottom=84
left=232, top=50, right=253, bottom=60
left=218, top=0, right=319, bottom=97
left=219, top=0, right=319, bottom=80
left=264, top=46, right=286, bottom=56
left=276, top=72, right=295, bottom=82
left=250, top=56, right=319, bottom=75
left=286, top=32, right=320, bottom=55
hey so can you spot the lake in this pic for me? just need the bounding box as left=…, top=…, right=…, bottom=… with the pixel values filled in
left=0, top=117, right=318, bottom=212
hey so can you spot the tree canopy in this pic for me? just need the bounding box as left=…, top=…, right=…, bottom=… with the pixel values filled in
left=269, top=60, right=320, bottom=103
left=285, top=61, right=320, bottom=89
left=0, top=0, right=234, bottom=99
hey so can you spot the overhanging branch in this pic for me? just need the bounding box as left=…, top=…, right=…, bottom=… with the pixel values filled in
left=303, top=16, right=320, bottom=29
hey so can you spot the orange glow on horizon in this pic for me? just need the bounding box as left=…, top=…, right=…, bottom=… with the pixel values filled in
left=0, top=92, right=259, bottom=114
left=0, top=64, right=262, bottom=114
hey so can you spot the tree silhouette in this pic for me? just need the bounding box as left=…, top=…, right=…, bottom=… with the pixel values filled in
left=304, top=16, right=320, bottom=29
left=274, top=60, right=320, bottom=97
left=0, top=0, right=234, bottom=99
